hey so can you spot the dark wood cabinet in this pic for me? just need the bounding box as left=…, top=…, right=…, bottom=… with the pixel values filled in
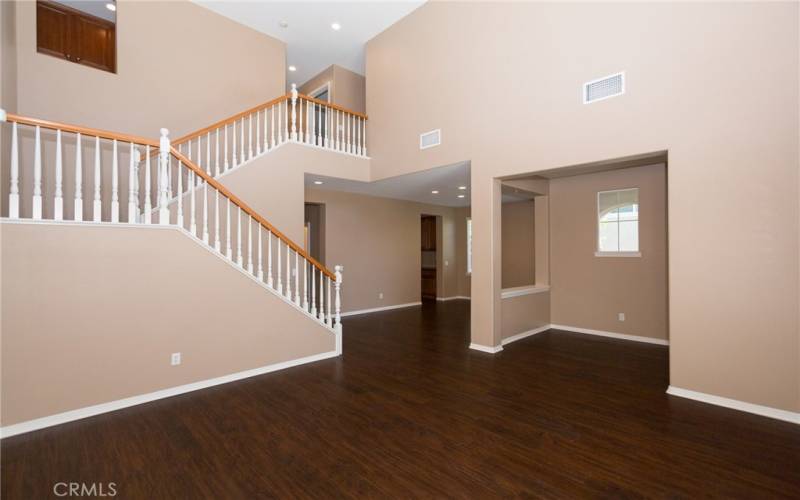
left=37, top=1, right=116, bottom=73
left=421, top=216, right=436, bottom=251
left=421, top=268, right=437, bottom=300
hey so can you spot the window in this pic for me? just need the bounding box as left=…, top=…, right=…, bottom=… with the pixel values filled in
left=466, top=218, right=473, bottom=273
left=37, top=0, right=117, bottom=74
left=597, top=188, right=640, bottom=256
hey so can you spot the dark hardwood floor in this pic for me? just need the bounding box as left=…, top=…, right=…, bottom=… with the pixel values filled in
left=3, top=300, right=799, bottom=498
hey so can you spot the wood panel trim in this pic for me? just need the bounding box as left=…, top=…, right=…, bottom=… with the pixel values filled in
left=170, top=149, right=334, bottom=279
left=6, top=113, right=159, bottom=146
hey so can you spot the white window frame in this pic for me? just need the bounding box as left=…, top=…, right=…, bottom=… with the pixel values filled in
left=595, top=187, right=641, bottom=257
left=466, top=218, right=473, bottom=274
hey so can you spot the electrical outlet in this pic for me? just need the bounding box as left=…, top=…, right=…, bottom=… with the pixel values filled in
left=618, top=313, right=625, bottom=322
left=378, top=292, right=384, bottom=300
left=444, top=260, right=449, bottom=266
left=171, top=352, right=181, bottom=366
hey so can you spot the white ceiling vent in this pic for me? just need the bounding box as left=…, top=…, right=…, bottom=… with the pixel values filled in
left=420, top=129, right=441, bottom=150
left=583, top=72, right=625, bottom=104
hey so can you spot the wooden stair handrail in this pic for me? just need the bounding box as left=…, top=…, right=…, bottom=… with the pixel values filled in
left=296, top=93, right=368, bottom=120
left=170, top=148, right=335, bottom=280
left=6, top=113, right=159, bottom=147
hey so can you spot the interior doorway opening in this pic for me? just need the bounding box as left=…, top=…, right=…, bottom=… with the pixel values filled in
left=421, top=214, right=437, bottom=301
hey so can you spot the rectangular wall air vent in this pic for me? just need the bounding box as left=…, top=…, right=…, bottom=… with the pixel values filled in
left=583, top=72, right=625, bottom=104
left=420, top=129, right=441, bottom=150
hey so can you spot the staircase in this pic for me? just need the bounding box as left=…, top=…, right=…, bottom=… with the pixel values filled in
left=0, top=86, right=368, bottom=342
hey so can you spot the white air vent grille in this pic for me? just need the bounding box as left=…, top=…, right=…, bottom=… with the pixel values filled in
left=420, top=129, right=441, bottom=150
left=584, top=72, right=625, bottom=104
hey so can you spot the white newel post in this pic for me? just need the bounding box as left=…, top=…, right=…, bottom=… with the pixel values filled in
left=290, top=84, right=298, bottom=141
left=158, top=128, right=171, bottom=225
left=334, top=265, right=343, bottom=335
left=6, top=112, right=20, bottom=219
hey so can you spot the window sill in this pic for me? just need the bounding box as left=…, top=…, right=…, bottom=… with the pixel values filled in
left=595, top=251, right=641, bottom=258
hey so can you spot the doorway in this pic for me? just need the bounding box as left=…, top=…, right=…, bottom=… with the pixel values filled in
left=304, top=203, right=325, bottom=264
left=421, top=215, right=437, bottom=300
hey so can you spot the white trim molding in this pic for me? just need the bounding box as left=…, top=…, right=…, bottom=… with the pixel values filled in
left=501, top=286, right=550, bottom=300
left=595, top=251, right=641, bottom=258
left=469, top=343, right=503, bottom=354
left=0, top=350, right=339, bottom=439
left=340, top=302, right=421, bottom=317
left=501, top=325, right=551, bottom=345
left=549, top=324, right=668, bottom=345
left=667, top=386, right=800, bottom=425
left=436, top=296, right=471, bottom=302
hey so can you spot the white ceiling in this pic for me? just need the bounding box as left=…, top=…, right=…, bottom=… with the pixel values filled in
left=192, top=1, right=425, bottom=87
left=306, top=161, right=471, bottom=207
left=53, top=0, right=116, bottom=22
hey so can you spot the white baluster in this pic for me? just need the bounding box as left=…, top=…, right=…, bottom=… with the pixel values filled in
left=335, top=110, right=340, bottom=151
left=305, top=99, right=311, bottom=144
left=239, top=118, right=245, bottom=165
left=319, top=268, right=325, bottom=323
left=32, top=125, right=42, bottom=219
left=276, top=237, right=282, bottom=294
left=325, top=106, right=330, bottom=148
left=303, top=260, right=309, bottom=311
left=206, top=132, right=211, bottom=176
left=54, top=129, right=64, bottom=220
left=93, top=136, right=101, bottom=221
left=326, top=276, right=332, bottom=327
left=189, top=171, right=196, bottom=235
left=270, top=105, right=276, bottom=148
left=334, top=265, right=343, bottom=333
left=177, top=159, right=183, bottom=227
left=291, top=84, right=298, bottom=141
left=231, top=120, right=237, bottom=168
left=74, top=133, right=83, bottom=221
left=247, top=216, right=253, bottom=273
left=347, top=114, right=352, bottom=153
left=285, top=241, right=292, bottom=300
left=143, top=146, right=151, bottom=224
left=284, top=100, right=289, bottom=142
left=294, top=250, right=301, bottom=306
left=226, top=199, right=232, bottom=259
left=267, top=230, right=274, bottom=288
left=311, top=267, right=317, bottom=316
left=362, top=118, right=367, bottom=157
left=111, top=139, right=119, bottom=222
left=263, top=108, right=268, bottom=151
left=257, top=224, right=263, bottom=281
left=214, top=190, right=220, bottom=251
left=255, top=110, right=261, bottom=156
left=236, top=206, right=243, bottom=266
left=158, top=129, right=170, bottom=224
left=187, top=139, right=192, bottom=162
left=224, top=124, right=230, bottom=172
left=8, top=120, right=19, bottom=218
left=128, top=142, right=137, bottom=223
left=356, top=117, right=361, bottom=156
left=276, top=102, right=282, bottom=144
left=311, top=101, right=316, bottom=145
left=196, top=137, right=203, bottom=186
left=248, top=114, right=254, bottom=160
left=215, top=129, right=220, bottom=177
left=202, top=180, right=209, bottom=243
left=316, top=103, right=322, bottom=146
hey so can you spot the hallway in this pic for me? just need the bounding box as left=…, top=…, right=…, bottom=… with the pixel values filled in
left=2, top=301, right=799, bottom=498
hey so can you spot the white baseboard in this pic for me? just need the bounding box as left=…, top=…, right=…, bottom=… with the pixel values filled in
left=469, top=343, right=503, bottom=354
left=340, top=302, right=421, bottom=317
left=501, top=325, right=551, bottom=346
left=667, top=386, right=800, bottom=425
left=550, top=324, right=669, bottom=345
left=436, top=296, right=470, bottom=301
left=0, top=350, right=340, bottom=439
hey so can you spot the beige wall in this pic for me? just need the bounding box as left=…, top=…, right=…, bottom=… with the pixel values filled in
left=550, top=164, right=668, bottom=340
left=9, top=0, right=285, bottom=138
left=502, top=291, right=550, bottom=341
left=366, top=2, right=800, bottom=411
left=502, top=200, right=535, bottom=288
left=299, top=64, right=366, bottom=114
left=1, top=0, right=17, bottom=113
left=0, top=222, right=335, bottom=426
left=305, top=188, right=464, bottom=312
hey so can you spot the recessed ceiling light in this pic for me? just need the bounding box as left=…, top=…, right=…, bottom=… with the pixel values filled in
left=279, top=20, right=289, bottom=28
left=288, top=65, right=297, bottom=72
left=431, top=190, right=439, bottom=194
left=106, top=2, right=116, bottom=11
left=458, top=186, right=467, bottom=190
left=457, top=194, right=465, bottom=199
left=331, top=22, right=341, bottom=31
left=314, top=180, right=324, bottom=185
